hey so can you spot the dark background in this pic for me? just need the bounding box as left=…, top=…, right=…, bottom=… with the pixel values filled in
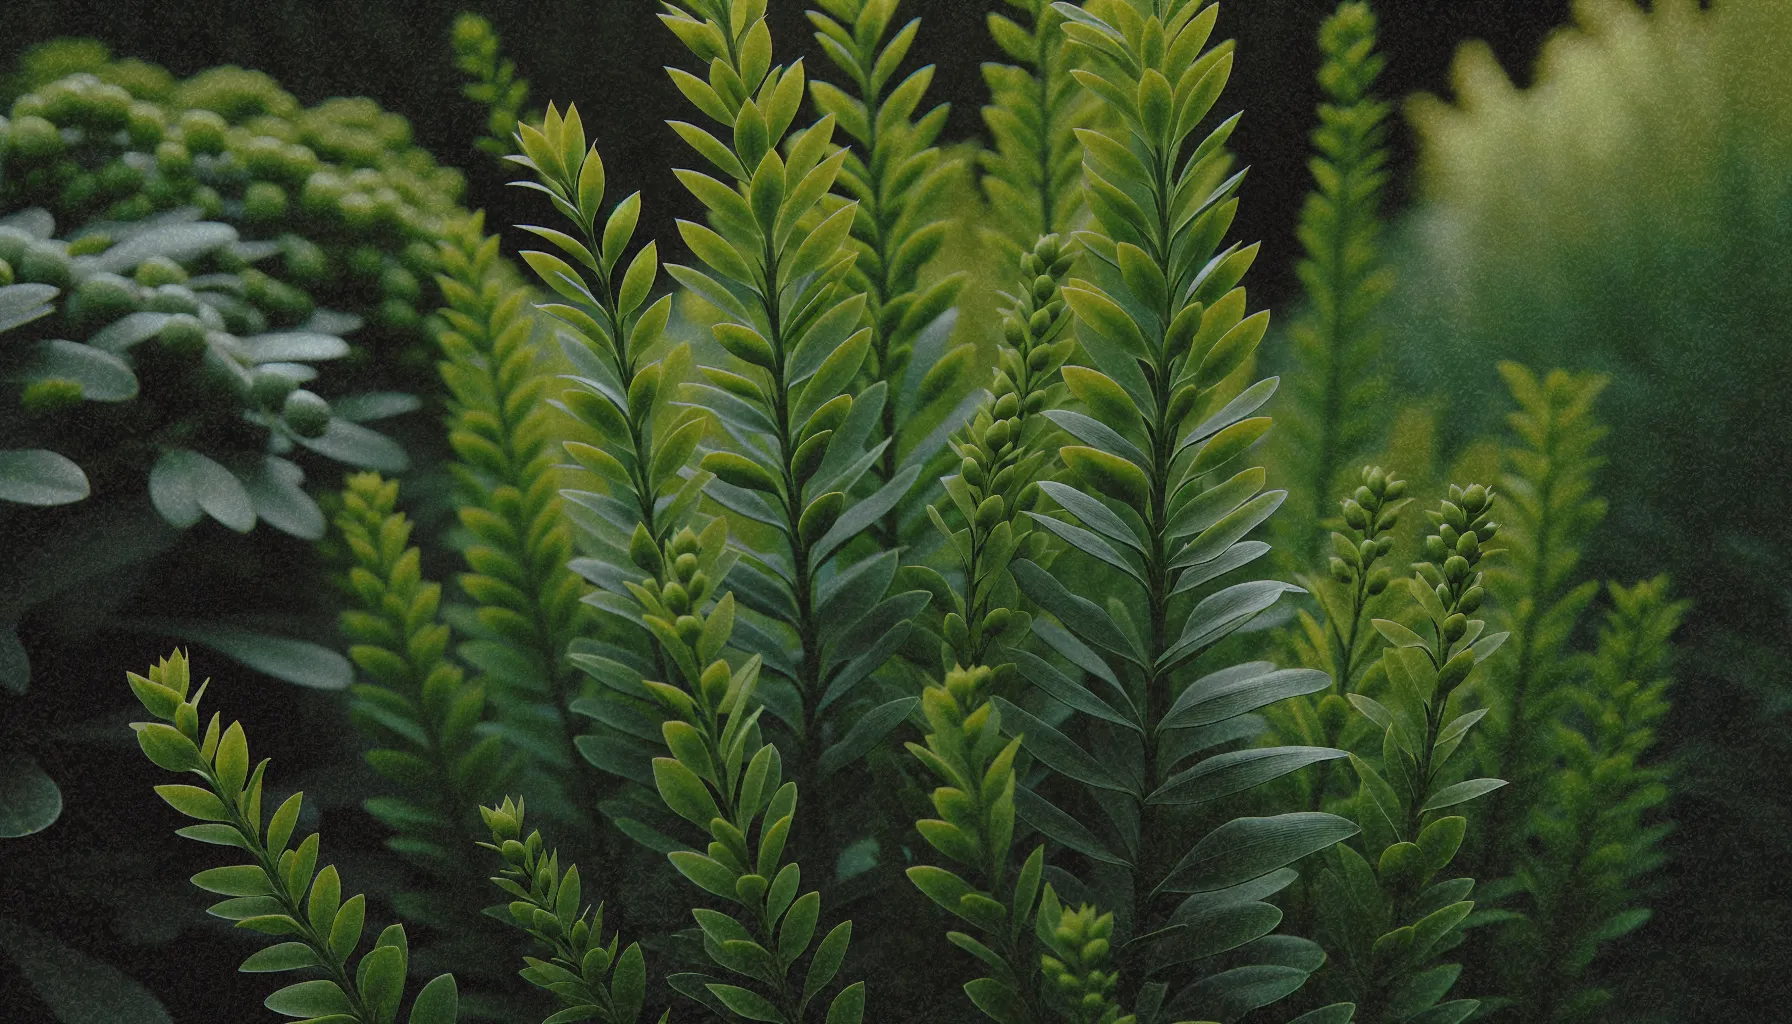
left=0, top=2, right=1575, bottom=1021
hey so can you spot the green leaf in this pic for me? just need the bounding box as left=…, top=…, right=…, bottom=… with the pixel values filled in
left=802, top=922, right=852, bottom=1011
left=654, top=756, right=722, bottom=826
left=1063, top=284, right=1150, bottom=360
left=1159, top=812, right=1360, bottom=894
left=1419, top=778, right=1507, bottom=813
left=1149, top=747, right=1346, bottom=806
left=1060, top=446, right=1150, bottom=514
left=0, top=449, right=89, bottom=506
left=146, top=622, right=352, bottom=691
left=0, top=755, right=63, bottom=837
left=192, top=864, right=273, bottom=897
left=239, top=942, right=319, bottom=973
left=1013, top=786, right=1127, bottom=865
left=155, top=783, right=228, bottom=821
left=706, top=984, right=782, bottom=1022
left=825, top=982, right=866, bottom=1024
left=407, top=974, right=459, bottom=1024
left=991, top=696, right=1130, bottom=794
left=818, top=697, right=918, bottom=778
left=612, top=943, right=646, bottom=1021
left=264, top=979, right=353, bottom=1018
left=358, top=944, right=406, bottom=1023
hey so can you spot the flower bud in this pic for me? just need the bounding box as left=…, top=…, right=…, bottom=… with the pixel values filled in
left=1463, top=483, right=1488, bottom=513
left=975, top=494, right=1006, bottom=530
left=281, top=389, right=331, bottom=438
left=701, top=660, right=731, bottom=708
left=961, top=457, right=985, bottom=488
left=993, top=392, right=1019, bottom=419
left=1455, top=531, right=1479, bottom=559
left=1353, top=486, right=1374, bottom=507
left=1387, top=478, right=1408, bottom=498
left=673, top=527, right=701, bottom=556
left=676, top=614, right=703, bottom=644
left=1329, top=557, right=1352, bottom=583
left=675, top=552, right=699, bottom=581
left=1443, top=613, right=1467, bottom=643
left=662, top=582, right=690, bottom=615
left=1441, top=501, right=1467, bottom=531
left=1438, top=524, right=1459, bottom=547
left=1424, top=535, right=1448, bottom=562
left=1444, top=555, right=1470, bottom=583
left=1459, top=586, right=1484, bottom=614
left=1003, top=316, right=1025, bottom=347
left=1342, top=499, right=1368, bottom=530
left=1366, top=567, right=1391, bottom=595
left=1367, top=467, right=1387, bottom=495
left=1477, top=522, right=1498, bottom=542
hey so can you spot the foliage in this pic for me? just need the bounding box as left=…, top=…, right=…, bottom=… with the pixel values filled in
left=1466, top=364, right=1607, bottom=878
left=979, top=0, right=1097, bottom=255
left=431, top=212, right=601, bottom=834
left=988, top=2, right=1361, bottom=1019
left=1479, top=577, right=1682, bottom=1022
left=1272, top=1, right=1392, bottom=565
left=452, top=13, right=532, bottom=162
left=479, top=797, right=659, bottom=1024
left=658, top=0, right=929, bottom=857
left=18, top=3, right=1737, bottom=1023
left=807, top=0, right=974, bottom=550
left=1393, top=7, right=1788, bottom=1009
left=1304, top=484, right=1507, bottom=1024
left=123, top=648, right=461, bottom=1024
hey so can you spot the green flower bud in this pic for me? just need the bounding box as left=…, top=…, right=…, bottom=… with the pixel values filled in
left=147, top=284, right=202, bottom=315
left=1367, top=467, right=1387, bottom=496
left=1441, top=500, right=1467, bottom=532
left=178, top=109, right=228, bottom=154
left=1443, top=555, right=1470, bottom=583
left=282, top=389, right=332, bottom=438
left=243, top=180, right=288, bottom=223
left=1375, top=536, right=1394, bottom=556
left=8, top=115, right=62, bottom=162
left=1387, top=478, right=1408, bottom=498
left=1032, top=273, right=1056, bottom=302
left=672, top=526, right=701, bottom=557
left=1443, top=613, right=1467, bottom=643
left=975, top=494, right=1006, bottom=531
left=1367, top=567, right=1391, bottom=596
left=1342, top=499, right=1368, bottom=530
left=674, top=552, right=699, bottom=582
left=1459, top=586, right=1484, bottom=614
left=675, top=614, right=703, bottom=644
left=1329, top=557, right=1352, bottom=583
left=662, top=581, right=690, bottom=615
left=1028, top=307, right=1052, bottom=335
left=1477, top=521, right=1498, bottom=542
left=1455, top=531, right=1479, bottom=559
left=992, top=392, right=1019, bottom=419
left=135, top=255, right=188, bottom=288
left=249, top=369, right=298, bottom=407
left=1353, top=485, right=1374, bottom=506
left=1424, top=535, right=1448, bottom=562
left=1002, top=316, right=1026, bottom=348
left=960, top=456, right=986, bottom=488
left=1438, top=523, right=1459, bottom=547
left=157, top=314, right=209, bottom=361
left=1462, top=483, right=1488, bottom=514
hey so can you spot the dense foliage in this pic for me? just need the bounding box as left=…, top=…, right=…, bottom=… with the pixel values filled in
left=3, top=0, right=1744, bottom=1021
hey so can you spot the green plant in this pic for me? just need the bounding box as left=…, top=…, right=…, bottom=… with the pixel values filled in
left=431, top=212, right=603, bottom=835
left=452, top=13, right=533, bottom=161
left=1479, top=576, right=1682, bottom=1022
left=1468, top=364, right=1607, bottom=879
left=1305, top=484, right=1507, bottom=1023
left=123, top=649, right=461, bottom=1024
left=807, top=0, right=974, bottom=550
left=659, top=0, right=929, bottom=848
left=979, top=0, right=1096, bottom=254
left=990, top=1, right=1360, bottom=1019
left=1273, top=0, right=1392, bottom=565
left=479, top=797, right=660, bottom=1024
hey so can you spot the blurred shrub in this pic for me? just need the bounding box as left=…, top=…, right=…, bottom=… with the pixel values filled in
left=1386, top=0, right=1792, bottom=1017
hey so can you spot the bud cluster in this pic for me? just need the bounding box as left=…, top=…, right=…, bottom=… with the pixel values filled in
left=478, top=797, right=624, bottom=1001
left=626, top=518, right=748, bottom=721
left=987, top=233, right=1076, bottom=469
left=912, top=664, right=1019, bottom=876
left=1040, top=903, right=1135, bottom=1024
left=1420, top=483, right=1497, bottom=616
left=1418, top=482, right=1499, bottom=698
left=1327, top=464, right=1410, bottom=596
